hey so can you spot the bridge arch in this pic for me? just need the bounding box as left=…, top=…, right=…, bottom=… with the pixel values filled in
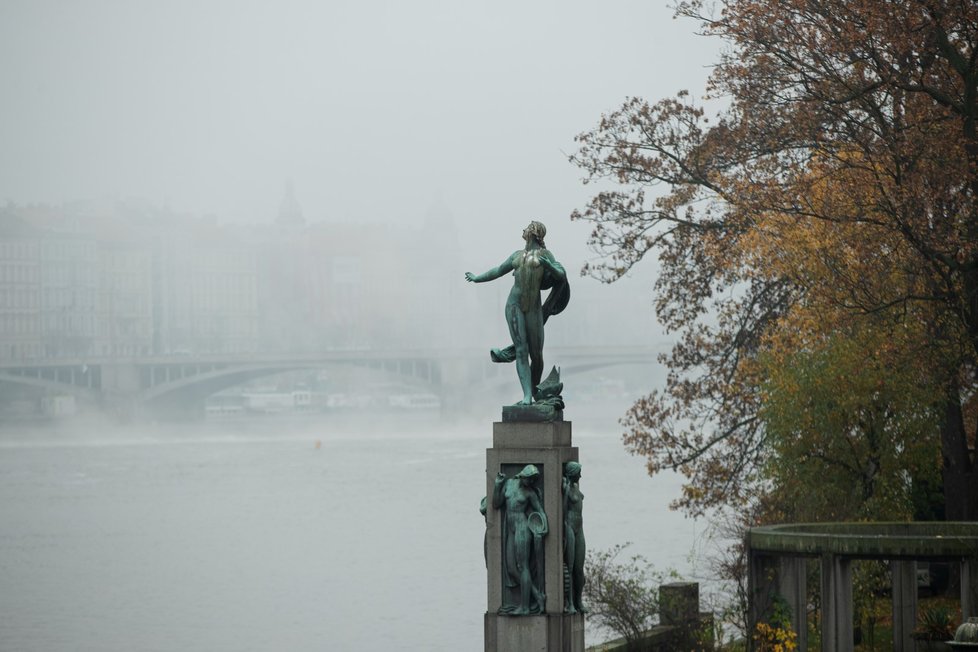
left=0, top=370, right=99, bottom=402
left=0, top=345, right=667, bottom=417
left=140, top=358, right=442, bottom=408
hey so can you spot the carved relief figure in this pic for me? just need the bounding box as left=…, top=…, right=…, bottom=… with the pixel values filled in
left=493, top=464, right=548, bottom=615
left=562, top=461, right=586, bottom=614
left=480, top=496, right=488, bottom=567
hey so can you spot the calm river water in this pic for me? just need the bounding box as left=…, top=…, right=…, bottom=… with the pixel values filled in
left=0, top=409, right=703, bottom=651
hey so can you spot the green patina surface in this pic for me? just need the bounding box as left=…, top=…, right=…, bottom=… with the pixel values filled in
left=748, top=522, right=978, bottom=559
left=465, top=221, right=569, bottom=410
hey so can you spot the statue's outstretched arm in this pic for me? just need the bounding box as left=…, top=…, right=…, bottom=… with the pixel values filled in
left=465, top=252, right=516, bottom=283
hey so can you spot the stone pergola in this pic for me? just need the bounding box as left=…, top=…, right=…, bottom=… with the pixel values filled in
left=747, top=522, right=978, bottom=652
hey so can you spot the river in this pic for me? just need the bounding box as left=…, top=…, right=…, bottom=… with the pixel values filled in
left=0, top=407, right=705, bottom=651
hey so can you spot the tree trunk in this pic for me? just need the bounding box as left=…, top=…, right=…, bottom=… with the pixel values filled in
left=940, top=382, right=978, bottom=521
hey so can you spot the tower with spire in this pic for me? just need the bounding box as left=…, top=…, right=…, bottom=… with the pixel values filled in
left=276, top=180, right=305, bottom=228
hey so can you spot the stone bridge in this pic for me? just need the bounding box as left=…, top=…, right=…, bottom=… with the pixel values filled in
left=0, top=345, right=666, bottom=417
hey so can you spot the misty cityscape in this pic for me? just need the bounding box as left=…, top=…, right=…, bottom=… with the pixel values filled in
left=0, top=2, right=718, bottom=651
left=0, top=186, right=690, bottom=652
left=0, top=0, right=711, bottom=426
left=0, top=189, right=665, bottom=422
left=5, top=0, right=978, bottom=650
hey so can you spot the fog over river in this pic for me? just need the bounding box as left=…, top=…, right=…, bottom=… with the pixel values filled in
left=0, top=406, right=705, bottom=651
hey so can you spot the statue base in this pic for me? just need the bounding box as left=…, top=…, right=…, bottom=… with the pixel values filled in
left=502, top=404, right=563, bottom=422
left=485, top=420, right=584, bottom=652
left=484, top=612, right=585, bottom=652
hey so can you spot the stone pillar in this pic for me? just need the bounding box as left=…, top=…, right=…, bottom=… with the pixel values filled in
left=748, top=550, right=778, bottom=651
left=962, top=556, right=978, bottom=621
left=484, top=420, right=585, bottom=652
left=747, top=554, right=807, bottom=651
left=660, top=582, right=699, bottom=626
left=891, top=560, right=917, bottom=652
left=661, top=582, right=700, bottom=649
left=778, top=557, right=808, bottom=651
left=99, top=362, right=143, bottom=419
left=820, top=554, right=853, bottom=652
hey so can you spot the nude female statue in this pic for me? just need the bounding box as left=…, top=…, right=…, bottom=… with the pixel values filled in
left=493, top=464, right=549, bottom=615
left=562, top=461, right=586, bottom=614
left=465, top=221, right=568, bottom=405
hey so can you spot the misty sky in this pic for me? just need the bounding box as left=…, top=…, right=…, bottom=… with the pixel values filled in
left=0, top=0, right=717, bottom=264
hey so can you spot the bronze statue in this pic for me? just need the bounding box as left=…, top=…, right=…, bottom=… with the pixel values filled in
left=466, top=221, right=569, bottom=406
left=562, top=461, right=586, bottom=614
left=493, top=464, right=548, bottom=615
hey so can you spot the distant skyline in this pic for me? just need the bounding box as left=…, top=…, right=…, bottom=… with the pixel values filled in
left=0, top=0, right=719, bottom=264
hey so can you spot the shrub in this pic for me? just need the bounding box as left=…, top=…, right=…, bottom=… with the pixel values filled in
left=753, top=622, right=797, bottom=652
left=584, top=543, right=671, bottom=643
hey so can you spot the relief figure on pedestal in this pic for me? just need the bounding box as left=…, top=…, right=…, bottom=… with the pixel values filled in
left=480, top=496, right=488, bottom=567
left=562, top=461, right=586, bottom=614
left=493, top=464, right=548, bottom=615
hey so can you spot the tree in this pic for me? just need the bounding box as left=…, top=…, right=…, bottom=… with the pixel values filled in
left=584, top=544, right=666, bottom=644
left=759, top=319, right=942, bottom=522
left=571, top=0, right=978, bottom=519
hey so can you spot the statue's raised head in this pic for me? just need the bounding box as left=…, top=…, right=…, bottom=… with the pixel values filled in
left=523, top=221, right=547, bottom=247
left=515, top=464, right=541, bottom=481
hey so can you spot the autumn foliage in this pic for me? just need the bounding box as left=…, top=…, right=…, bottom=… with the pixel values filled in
left=571, top=0, right=978, bottom=520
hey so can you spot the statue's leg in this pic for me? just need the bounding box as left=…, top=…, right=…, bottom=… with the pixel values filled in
left=564, top=525, right=577, bottom=613
left=526, top=308, right=545, bottom=397
left=500, top=525, right=519, bottom=613
left=506, top=303, right=533, bottom=404
left=514, top=528, right=532, bottom=614
left=531, top=535, right=546, bottom=612
left=574, top=530, right=586, bottom=611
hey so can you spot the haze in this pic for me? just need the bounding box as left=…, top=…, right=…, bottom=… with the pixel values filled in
left=0, top=0, right=716, bottom=259
left=0, top=4, right=727, bottom=649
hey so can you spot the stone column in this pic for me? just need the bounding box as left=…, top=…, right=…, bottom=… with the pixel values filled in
left=484, top=420, right=585, bottom=652
left=747, top=550, right=778, bottom=651
left=777, top=557, right=808, bottom=651
left=891, top=560, right=917, bottom=652
left=660, top=582, right=699, bottom=626
left=820, top=554, right=853, bottom=652
left=962, top=556, right=978, bottom=621
left=747, top=553, right=808, bottom=651
left=99, top=361, right=143, bottom=419
left=661, top=582, right=701, bottom=649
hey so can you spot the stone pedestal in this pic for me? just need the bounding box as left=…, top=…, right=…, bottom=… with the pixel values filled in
left=485, top=420, right=585, bottom=652
left=485, top=613, right=585, bottom=652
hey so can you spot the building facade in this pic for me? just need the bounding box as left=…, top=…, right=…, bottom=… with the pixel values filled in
left=0, top=196, right=468, bottom=360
